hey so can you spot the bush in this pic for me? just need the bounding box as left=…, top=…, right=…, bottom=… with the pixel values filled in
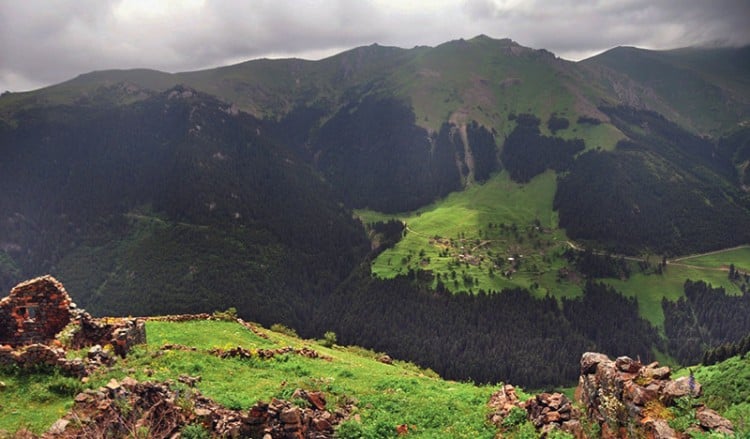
left=502, top=406, right=528, bottom=429
left=270, top=323, right=298, bottom=337
left=181, top=424, right=210, bottom=439
left=212, top=307, right=238, bottom=321
left=320, top=331, right=337, bottom=348
left=47, top=375, right=84, bottom=397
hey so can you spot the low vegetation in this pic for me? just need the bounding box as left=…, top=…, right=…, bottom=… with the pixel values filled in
left=0, top=319, right=500, bottom=437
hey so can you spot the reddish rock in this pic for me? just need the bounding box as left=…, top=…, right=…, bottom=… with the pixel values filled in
left=581, top=352, right=610, bottom=374
left=615, top=356, right=642, bottom=373
left=696, top=407, right=734, bottom=434
left=662, top=376, right=701, bottom=402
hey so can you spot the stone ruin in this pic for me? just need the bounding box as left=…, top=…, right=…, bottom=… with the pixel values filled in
left=0, top=275, right=146, bottom=376
left=0, top=275, right=74, bottom=346
left=488, top=352, right=735, bottom=439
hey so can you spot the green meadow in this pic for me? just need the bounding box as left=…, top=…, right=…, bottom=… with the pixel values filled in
left=359, top=170, right=750, bottom=329
left=0, top=319, right=506, bottom=437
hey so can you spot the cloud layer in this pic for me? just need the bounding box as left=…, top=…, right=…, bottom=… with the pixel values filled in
left=2, top=0, right=749, bottom=92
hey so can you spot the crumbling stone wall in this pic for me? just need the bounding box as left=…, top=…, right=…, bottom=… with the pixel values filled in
left=71, top=313, right=146, bottom=357
left=0, top=275, right=146, bottom=375
left=0, top=275, right=74, bottom=346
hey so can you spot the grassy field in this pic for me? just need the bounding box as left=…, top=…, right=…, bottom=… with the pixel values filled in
left=359, top=170, right=574, bottom=295
left=604, top=263, right=742, bottom=327
left=358, top=170, right=750, bottom=329
left=0, top=319, right=510, bottom=437
left=676, top=246, right=750, bottom=272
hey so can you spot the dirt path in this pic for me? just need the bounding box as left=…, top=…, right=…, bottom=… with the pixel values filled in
left=670, top=245, right=750, bottom=263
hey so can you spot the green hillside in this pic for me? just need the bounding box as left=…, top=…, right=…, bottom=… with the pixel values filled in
left=0, top=318, right=501, bottom=437
left=583, top=45, right=750, bottom=136
left=3, top=316, right=748, bottom=437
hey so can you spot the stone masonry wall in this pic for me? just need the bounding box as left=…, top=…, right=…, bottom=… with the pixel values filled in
left=0, top=275, right=74, bottom=347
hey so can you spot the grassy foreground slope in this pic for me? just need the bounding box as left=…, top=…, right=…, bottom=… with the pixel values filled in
left=0, top=319, right=501, bottom=437
left=675, top=354, right=750, bottom=433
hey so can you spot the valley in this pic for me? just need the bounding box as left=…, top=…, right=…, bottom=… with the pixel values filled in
left=1, top=34, right=750, bottom=400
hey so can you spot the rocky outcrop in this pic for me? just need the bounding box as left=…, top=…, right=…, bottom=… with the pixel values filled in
left=44, top=378, right=351, bottom=439
left=488, top=385, right=582, bottom=437
left=489, top=352, right=735, bottom=438
left=577, top=352, right=733, bottom=438
left=210, top=345, right=333, bottom=362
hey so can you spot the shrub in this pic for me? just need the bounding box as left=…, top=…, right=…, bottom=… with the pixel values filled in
left=181, top=424, right=210, bottom=439
left=320, top=331, right=337, bottom=348
left=212, top=307, right=238, bottom=321
left=270, top=323, right=298, bottom=337
left=47, top=375, right=84, bottom=397
left=502, top=406, right=528, bottom=429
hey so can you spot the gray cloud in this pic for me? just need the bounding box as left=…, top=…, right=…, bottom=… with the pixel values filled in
left=1, top=0, right=749, bottom=92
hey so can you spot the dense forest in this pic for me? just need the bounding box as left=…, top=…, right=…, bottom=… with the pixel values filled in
left=0, top=87, right=369, bottom=327
left=555, top=107, right=750, bottom=255
left=500, top=113, right=584, bottom=183
left=314, top=268, right=659, bottom=387
left=663, top=280, right=750, bottom=364
left=311, top=97, right=498, bottom=212
left=312, top=98, right=461, bottom=212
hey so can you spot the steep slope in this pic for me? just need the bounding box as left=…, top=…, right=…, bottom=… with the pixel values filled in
left=554, top=106, right=750, bottom=255
left=583, top=45, right=750, bottom=136
left=0, top=86, right=369, bottom=328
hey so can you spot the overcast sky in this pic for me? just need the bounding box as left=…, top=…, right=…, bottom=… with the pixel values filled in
left=2, top=0, right=749, bottom=92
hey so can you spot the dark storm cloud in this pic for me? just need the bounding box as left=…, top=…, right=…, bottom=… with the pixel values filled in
left=1, top=0, right=749, bottom=92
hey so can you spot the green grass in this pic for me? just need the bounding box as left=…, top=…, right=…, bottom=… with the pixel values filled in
left=362, top=170, right=573, bottom=295
left=1, top=320, right=507, bottom=437
left=604, top=264, right=741, bottom=327
left=0, top=371, right=77, bottom=434
left=676, top=246, right=750, bottom=272
left=674, top=355, right=750, bottom=435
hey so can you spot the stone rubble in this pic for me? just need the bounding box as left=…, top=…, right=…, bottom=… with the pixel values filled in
left=488, top=352, right=735, bottom=438
left=210, top=345, right=333, bottom=362
left=39, top=377, right=351, bottom=439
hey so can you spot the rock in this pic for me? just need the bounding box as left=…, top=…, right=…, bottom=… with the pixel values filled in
left=194, top=408, right=212, bottom=417
left=105, top=378, right=121, bottom=391
left=643, top=366, right=671, bottom=380
left=378, top=354, right=393, bottom=365
left=581, top=352, right=611, bottom=374
left=649, top=419, right=678, bottom=439
left=279, top=407, right=301, bottom=425
left=306, top=391, right=327, bottom=411
left=615, top=356, right=641, bottom=373
left=544, top=410, right=561, bottom=423
left=662, top=376, right=701, bottom=402
left=561, top=419, right=584, bottom=439
left=121, top=376, right=138, bottom=389
left=696, top=406, right=733, bottom=433
left=47, top=419, right=70, bottom=434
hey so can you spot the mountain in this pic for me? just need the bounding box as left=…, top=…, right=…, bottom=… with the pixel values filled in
left=1, top=36, right=750, bottom=388
left=583, top=45, right=750, bottom=137
left=0, top=86, right=369, bottom=329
